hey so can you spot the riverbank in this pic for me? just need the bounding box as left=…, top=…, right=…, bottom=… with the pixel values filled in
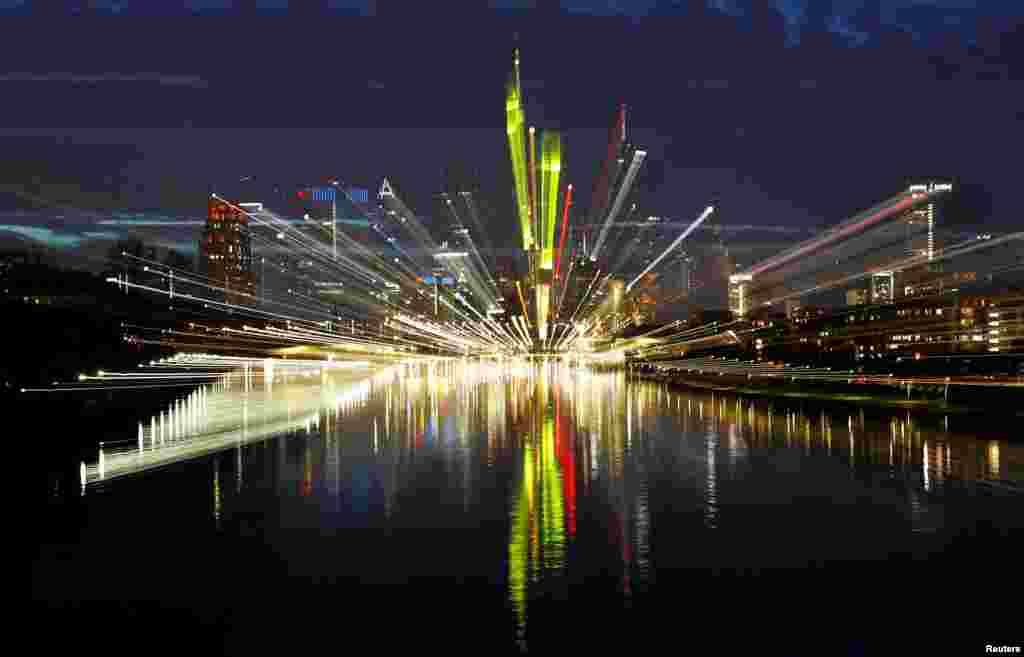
left=628, top=366, right=1024, bottom=419
left=20, top=374, right=213, bottom=496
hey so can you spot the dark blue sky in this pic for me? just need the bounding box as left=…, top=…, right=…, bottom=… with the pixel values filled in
left=1, top=1, right=1021, bottom=257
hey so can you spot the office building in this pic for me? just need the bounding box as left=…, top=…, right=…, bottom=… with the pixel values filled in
left=728, top=273, right=753, bottom=317
left=898, top=180, right=953, bottom=265
left=871, top=271, right=895, bottom=304
left=202, top=197, right=256, bottom=305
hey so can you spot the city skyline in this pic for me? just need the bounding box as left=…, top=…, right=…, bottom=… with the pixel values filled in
left=2, top=3, right=1021, bottom=259
left=22, top=8, right=1024, bottom=654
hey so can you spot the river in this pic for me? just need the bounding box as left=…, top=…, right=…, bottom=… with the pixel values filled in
left=33, top=360, right=1024, bottom=654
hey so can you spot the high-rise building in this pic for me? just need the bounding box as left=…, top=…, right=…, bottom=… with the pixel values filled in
left=898, top=180, right=953, bottom=266
left=589, top=105, right=627, bottom=231
left=628, top=272, right=661, bottom=325
left=690, top=243, right=734, bottom=310
left=680, top=255, right=694, bottom=292
left=202, top=197, right=256, bottom=305
left=871, top=271, right=895, bottom=304
left=559, top=255, right=598, bottom=322
left=728, top=273, right=753, bottom=317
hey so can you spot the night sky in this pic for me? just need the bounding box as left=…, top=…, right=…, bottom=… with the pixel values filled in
left=1, top=1, right=1021, bottom=262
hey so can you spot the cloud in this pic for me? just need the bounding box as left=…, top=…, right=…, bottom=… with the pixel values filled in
left=0, top=224, right=81, bottom=248
left=707, top=0, right=743, bottom=17
left=0, top=73, right=208, bottom=87
left=828, top=14, right=870, bottom=47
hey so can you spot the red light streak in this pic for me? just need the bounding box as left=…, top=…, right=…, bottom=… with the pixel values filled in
left=555, top=393, right=577, bottom=537
left=747, top=193, right=920, bottom=277
left=554, top=184, right=574, bottom=280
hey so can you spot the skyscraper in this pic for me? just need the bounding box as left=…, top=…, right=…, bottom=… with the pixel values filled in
left=202, top=197, right=256, bottom=305
left=898, top=180, right=952, bottom=266
left=559, top=255, right=598, bottom=322
left=690, top=243, right=734, bottom=311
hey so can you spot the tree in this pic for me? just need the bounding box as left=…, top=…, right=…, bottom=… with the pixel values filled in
left=106, top=238, right=145, bottom=270
left=163, top=249, right=193, bottom=273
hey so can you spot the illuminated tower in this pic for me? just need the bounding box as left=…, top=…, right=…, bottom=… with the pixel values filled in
left=506, top=49, right=532, bottom=252
left=202, top=197, right=256, bottom=305
left=506, top=48, right=570, bottom=347
left=535, top=130, right=562, bottom=343
left=901, top=180, right=952, bottom=267
left=589, top=105, right=627, bottom=236
left=588, top=107, right=645, bottom=263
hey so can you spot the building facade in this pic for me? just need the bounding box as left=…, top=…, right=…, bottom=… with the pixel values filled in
left=896, top=180, right=953, bottom=265
left=202, top=197, right=256, bottom=305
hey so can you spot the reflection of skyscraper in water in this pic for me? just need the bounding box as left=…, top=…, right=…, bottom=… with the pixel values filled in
left=633, top=456, right=650, bottom=585
left=326, top=434, right=340, bottom=502
left=555, top=393, right=577, bottom=538
left=302, top=442, right=313, bottom=497
left=705, top=429, right=718, bottom=530
left=212, top=456, right=222, bottom=530
left=508, top=367, right=576, bottom=649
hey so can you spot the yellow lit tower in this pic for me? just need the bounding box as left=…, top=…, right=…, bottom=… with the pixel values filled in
left=506, top=50, right=532, bottom=252
left=505, top=49, right=567, bottom=348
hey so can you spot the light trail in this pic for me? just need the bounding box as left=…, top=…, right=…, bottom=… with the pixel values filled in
left=528, top=126, right=539, bottom=251
left=554, top=183, right=574, bottom=280
left=625, top=205, right=714, bottom=292
left=740, top=189, right=948, bottom=278
left=756, top=231, right=1024, bottom=308
left=507, top=53, right=532, bottom=250
left=81, top=361, right=397, bottom=488
left=22, top=45, right=1023, bottom=513
left=645, top=356, right=1024, bottom=389
left=590, top=149, right=646, bottom=260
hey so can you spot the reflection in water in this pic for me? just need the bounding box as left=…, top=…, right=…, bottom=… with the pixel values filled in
left=212, top=455, right=221, bottom=530
left=71, top=360, right=1024, bottom=651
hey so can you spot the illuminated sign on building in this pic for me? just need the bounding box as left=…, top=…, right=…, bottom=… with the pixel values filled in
left=346, top=188, right=370, bottom=204
left=908, top=183, right=953, bottom=193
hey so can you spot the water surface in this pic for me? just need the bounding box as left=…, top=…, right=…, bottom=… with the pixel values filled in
left=35, top=361, right=1024, bottom=654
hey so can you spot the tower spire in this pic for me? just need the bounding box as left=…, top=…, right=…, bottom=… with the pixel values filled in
left=514, top=48, right=521, bottom=91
